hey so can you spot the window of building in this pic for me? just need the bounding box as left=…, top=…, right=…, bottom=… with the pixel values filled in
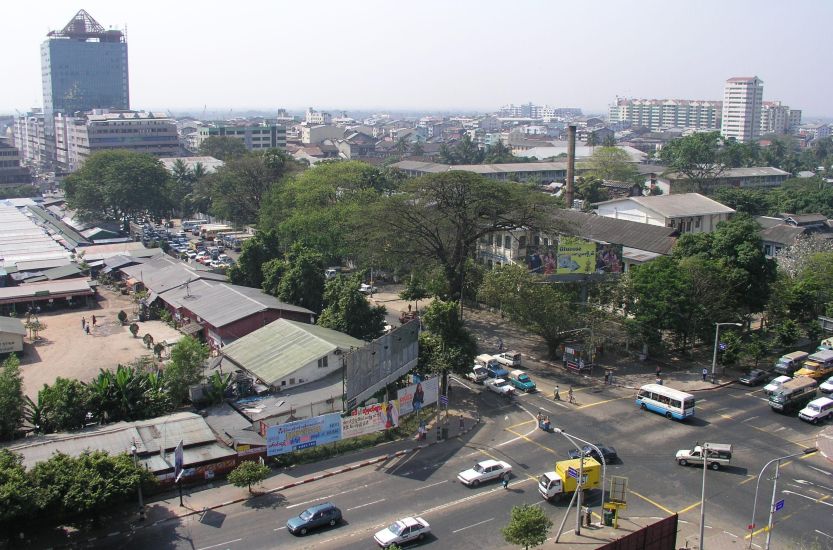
left=504, top=235, right=511, bottom=249
left=289, top=378, right=295, bottom=385
left=318, top=356, right=328, bottom=368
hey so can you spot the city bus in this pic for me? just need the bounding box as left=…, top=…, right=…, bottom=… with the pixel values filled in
left=636, top=384, right=695, bottom=420
left=181, top=219, right=208, bottom=232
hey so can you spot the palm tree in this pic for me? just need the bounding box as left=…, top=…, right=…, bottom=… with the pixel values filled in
left=24, top=395, right=48, bottom=434
left=206, top=372, right=233, bottom=404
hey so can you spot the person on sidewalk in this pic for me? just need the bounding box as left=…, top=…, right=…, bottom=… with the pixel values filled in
left=702, top=368, right=708, bottom=382
left=81, top=317, right=86, bottom=331
left=459, top=415, right=465, bottom=431
left=92, top=315, right=97, bottom=327
left=568, top=386, right=575, bottom=404
left=554, top=385, right=560, bottom=401
left=604, top=370, right=610, bottom=385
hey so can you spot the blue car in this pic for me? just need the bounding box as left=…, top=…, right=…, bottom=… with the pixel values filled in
left=286, top=502, right=343, bottom=536
left=486, top=363, right=509, bottom=379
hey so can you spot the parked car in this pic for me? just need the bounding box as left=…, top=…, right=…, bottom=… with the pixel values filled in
left=359, top=283, right=378, bottom=294
left=507, top=369, right=536, bottom=392
left=465, top=365, right=489, bottom=384
left=286, top=502, right=342, bottom=536
left=820, top=376, right=833, bottom=394
left=764, top=375, right=792, bottom=395
left=186, top=251, right=197, bottom=260
left=485, top=363, right=509, bottom=379
left=374, top=516, right=430, bottom=548
left=484, top=377, right=514, bottom=397
left=567, top=444, right=618, bottom=464
left=738, top=369, right=769, bottom=386
left=798, top=396, right=833, bottom=424
left=457, top=459, right=512, bottom=487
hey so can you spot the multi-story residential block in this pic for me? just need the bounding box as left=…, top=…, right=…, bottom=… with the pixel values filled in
left=0, top=139, right=33, bottom=187
left=305, top=107, right=331, bottom=125
left=197, top=123, right=286, bottom=152
left=301, top=124, right=344, bottom=145
left=798, top=124, right=831, bottom=142
left=54, top=111, right=179, bottom=171
left=608, top=98, right=723, bottom=132
left=788, top=110, right=802, bottom=132
left=12, top=110, right=48, bottom=168
left=721, top=76, right=764, bottom=143
left=760, top=101, right=791, bottom=135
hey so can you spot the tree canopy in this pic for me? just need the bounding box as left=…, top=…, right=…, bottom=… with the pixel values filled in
left=165, top=336, right=210, bottom=404
left=63, top=150, right=171, bottom=224
left=199, top=135, right=248, bottom=161
left=584, top=146, right=639, bottom=183
left=317, top=275, right=387, bottom=341
left=502, top=504, right=552, bottom=549
left=659, top=131, right=725, bottom=192
left=0, top=355, right=24, bottom=441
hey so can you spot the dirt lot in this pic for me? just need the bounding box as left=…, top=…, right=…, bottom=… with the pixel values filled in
left=19, top=288, right=182, bottom=398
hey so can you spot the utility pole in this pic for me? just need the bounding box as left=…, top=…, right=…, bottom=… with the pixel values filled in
left=699, top=443, right=710, bottom=549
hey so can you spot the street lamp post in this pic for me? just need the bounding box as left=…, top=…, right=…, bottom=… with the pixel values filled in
left=698, top=443, right=710, bottom=549
left=130, top=441, right=145, bottom=521
left=552, top=428, right=607, bottom=540
left=711, top=322, right=742, bottom=383
left=748, top=447, right=816, bottom=550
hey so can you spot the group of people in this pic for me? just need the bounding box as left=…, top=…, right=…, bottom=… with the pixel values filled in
left=80, top=315, right=98, bottom=335
left=553, top=385, right=575, bottom=404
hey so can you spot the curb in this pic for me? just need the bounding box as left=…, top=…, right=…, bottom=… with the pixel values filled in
left=108, top=414, right=482, bottom=536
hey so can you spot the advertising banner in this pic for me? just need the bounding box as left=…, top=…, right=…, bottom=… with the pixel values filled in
left=556, top=237, right=596, bottom=274
left=341, top=401, right=400, bottom=439
left=595, top=243, right=624, bottom=274
left=266, top=413, right=343, bottom=457
left=397, top=377, right=439, bottom=416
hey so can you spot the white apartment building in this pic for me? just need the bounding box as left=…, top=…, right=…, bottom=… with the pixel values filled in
left=12, top=110, right=48, bottom=168
left=760, top=101, right=791, bottom=135
left=608, top=98, right=722, bottom=131
left=721, top=76, right=764, bottom=143
left=305, top=107, right=331, bottom=125
left=197, top=123, right=286, bottom=152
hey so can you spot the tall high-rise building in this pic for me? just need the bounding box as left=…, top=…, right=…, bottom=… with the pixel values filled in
left=41, top=10, right=129, bottom=117
left=721, top=76, right=763, bottom=143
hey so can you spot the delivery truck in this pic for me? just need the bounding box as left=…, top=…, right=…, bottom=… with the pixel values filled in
left=538, top=458, right=601, bottom=502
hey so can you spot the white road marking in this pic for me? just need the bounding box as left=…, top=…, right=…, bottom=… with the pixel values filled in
left=196, top=539, right=242, bottom=550
left=782, top=490, right=833, bottom=507
left=273, top=526, right=286, bottom=531
left=452, top=517, right=495, bottom=533
left=815, top=529, right=833, bottom=540
left=742, top=416, right=759, bottom=423
left=414, top=480, right=448, bottom=491
left=346, top=498, right=386, bottom=511
left=808, top=465, right=832, bottom=477
left=286, top=494, right=335, bottom=509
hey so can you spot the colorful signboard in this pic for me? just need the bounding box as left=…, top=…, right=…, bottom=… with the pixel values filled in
left=556, top=237, right=597, bottom=274
left=595, top=243, right=624, bottom=274
left=342, top=401, right=400, bottom=439
left=266, top=413, right=343, bottom=457
left=397, top=377, right=439, bottom=416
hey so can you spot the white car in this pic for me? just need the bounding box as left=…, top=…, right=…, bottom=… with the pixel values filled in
left=457, top=459, right=512, bottom=487
left=764, top=375, right=791, bottom=395
left=359, top=283, right=378, bottom=294
left=374, top=516, right=430, bottom=548
left=465, top=365, right=489, bottom=384
left=820, top=375, right=833, bottom=394
left=484, top=377, right=515, bottom=397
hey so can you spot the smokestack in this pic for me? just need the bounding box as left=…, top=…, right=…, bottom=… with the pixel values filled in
left=565, top=125, right=576, bottom=209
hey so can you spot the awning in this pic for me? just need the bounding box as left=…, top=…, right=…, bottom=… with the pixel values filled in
left=180, top=322, right=204, bottom=336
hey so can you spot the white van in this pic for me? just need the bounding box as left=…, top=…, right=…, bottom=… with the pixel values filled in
left=475, top=354, right=500, bottom=370
left=798, top=397, right=833, bottom=424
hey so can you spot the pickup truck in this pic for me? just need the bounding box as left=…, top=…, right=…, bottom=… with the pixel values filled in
left=465, top=365, right=489, bottom=384
left=676, top=443, right=732, bottom=470
left=495, top=351, right=522, bottom=368
left=484, top=378, right=515, bottom=397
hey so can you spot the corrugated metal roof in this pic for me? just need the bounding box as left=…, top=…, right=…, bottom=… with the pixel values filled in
left=0, top=279, right=94, bottom=301
left=554, top=209, right=678, bottom=255
left=222, top=319, right=366, bottom=385
left=595, top=193, right=735, bottom=218
left=41, top=263, right=82, bottom=280
left=0, top=316, right=26, bottom=335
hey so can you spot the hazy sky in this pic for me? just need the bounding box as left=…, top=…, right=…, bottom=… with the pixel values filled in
left=2, top=0, right=831, bottom=116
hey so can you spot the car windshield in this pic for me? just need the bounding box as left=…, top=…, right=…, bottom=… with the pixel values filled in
left=518, top=375, right=530, bottom=382
left=299, top=509, right=313, bottom=521
left=809, top=404, right=820, bottom=412
left=474, top=464, right=486, bottom=473
left=388, top=522, right=405, bottom=535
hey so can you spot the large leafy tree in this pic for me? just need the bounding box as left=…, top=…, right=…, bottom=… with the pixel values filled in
left=318, top=276, right=387, bottom=341
left=368, top=171, right=554, bottom=301
left=0, top=449, right=38, bottom=527
left=208, top=149, right=304, bottom=225
left=0, top=355, right=24, bottom=441
left=418, top=299, right=477, bottom=378
left=273, top=244, right=326, bottom=313
left=584, top=146, right=639, bottom=183
left=227, top=460, right=270, bottom=493
left=228, top=229, right=283, bottom=288
left=199, top=135, right=247, bottom=161
left=35, top=377, right=92, bottom=433
left=165, top=335, right=210, bottom=404
left=483, top=141, right=517, bottom=163
left=63, top=150, right=172, bottom=224
left=503, top=504, right=552, bottom=550
left=659, top=131, right=725, bottom=192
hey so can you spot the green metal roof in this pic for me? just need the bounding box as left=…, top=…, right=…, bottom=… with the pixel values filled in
left=41, top=264, right=82, bottom=280
left=221, top=319, right=366, bottom=385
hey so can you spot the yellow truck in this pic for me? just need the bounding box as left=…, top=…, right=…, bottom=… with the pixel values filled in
left=795, top=349, right=833, bottom=380
left=538, top=458, right=601, bottom=502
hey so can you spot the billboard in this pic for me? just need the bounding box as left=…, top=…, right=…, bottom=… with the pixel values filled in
left=345, top=320, right=420, bottom=408
left=342, top=401, right=400, bottom=439
left=266, top=413, right=342, bottom=457
left=595, top=242, right=624, bottom=274
left=557, top=237, right=596, bottom=274
left=397, top=377, right=439, bottom=416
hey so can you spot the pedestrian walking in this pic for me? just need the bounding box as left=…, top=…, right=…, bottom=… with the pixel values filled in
left=553, top=385, right=560, bottom=401
left=81, top=317, right=86, bottom=330
left=604, top=370, right=610, bottom=385
left=702, top=367, right=708, bottom=382
left=498, top=338, right=504, bottom=352
left=91, top=315, right=97, bottom=327
left=655, top=366, right=662, bottom=378
left=459, top=415, right=465, bottom=431
left=568, top=386, right=575, bottom=404
left=85, top=325, right=90, bottom=335
left=502, top=473, right=510, bottom=489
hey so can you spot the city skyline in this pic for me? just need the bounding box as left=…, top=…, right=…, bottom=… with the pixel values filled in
left=1, top=0, right=832, bottom=117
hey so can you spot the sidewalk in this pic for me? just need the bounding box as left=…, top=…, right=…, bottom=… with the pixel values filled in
left=44, top=386, right=481, bottom=547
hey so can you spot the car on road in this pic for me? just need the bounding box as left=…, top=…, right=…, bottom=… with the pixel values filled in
left=567, top=444, right=618, bottom=464
left=484, top=377, right=514, bottom=397
left=676, top=443, right=732, bottom=470
left=507, top=369, right=536, bottom=392
left=465, top=365, right=489, bottom=384
left=764, top=375, right=792, bottom=395
left=286, top=502, right=342, bottom=536
left=738, top=368, right=769, bottom=386
left=457, top=459, right=512, bottom=487
left=798, top=396, right=833, bottom=424
left=820, top=375, right=833, bottom=394
left=374, top=516, right=430, bottom=547
left=359, top=283, right=378, bottom=294
left=485, top=363, right=509, bottom=379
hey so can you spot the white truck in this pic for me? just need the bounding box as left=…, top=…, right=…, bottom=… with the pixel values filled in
left=484, top=377, right=515, bottom=397
left=495, top=351, right=522, bottom=367
left=676, top=443, right=732, bottom=470
left=465, top=365, right=489, bottom=384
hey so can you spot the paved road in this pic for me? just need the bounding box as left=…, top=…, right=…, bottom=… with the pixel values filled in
left=91, top=377, right=833, bottom=550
